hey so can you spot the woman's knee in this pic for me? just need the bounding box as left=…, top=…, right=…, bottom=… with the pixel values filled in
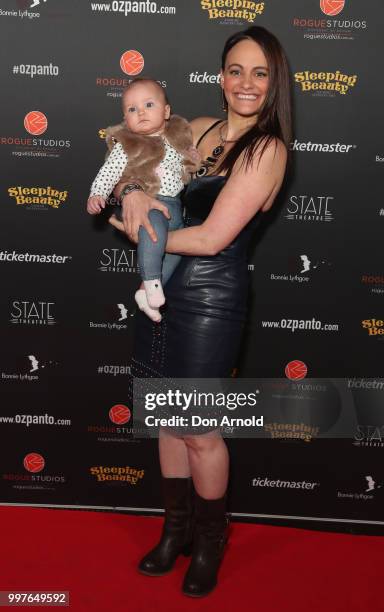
left=183, top=431, right=222, bottom=454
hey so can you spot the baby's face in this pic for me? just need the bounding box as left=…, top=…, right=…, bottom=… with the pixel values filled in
left=123, top=82, right=170, bottom=135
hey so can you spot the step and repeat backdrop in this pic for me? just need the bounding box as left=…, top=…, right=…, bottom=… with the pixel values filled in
left=0, top=0, right=383, bottom=525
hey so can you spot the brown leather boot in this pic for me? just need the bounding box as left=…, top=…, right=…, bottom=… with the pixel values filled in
left=138, top=476, right=194, bottom=576
left=182, top=491, right=229, bottom=597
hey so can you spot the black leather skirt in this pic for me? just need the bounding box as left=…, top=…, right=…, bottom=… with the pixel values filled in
left=131, top=247, right=248, bottom=380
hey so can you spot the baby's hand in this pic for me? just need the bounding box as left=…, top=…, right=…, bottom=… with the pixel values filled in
left=87, top=195, right=106, bottom=215
left=187, top=146, right=201, bottom=165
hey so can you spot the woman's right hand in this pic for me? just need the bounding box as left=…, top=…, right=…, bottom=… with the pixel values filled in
left=119, top=191, right=170, bottom=243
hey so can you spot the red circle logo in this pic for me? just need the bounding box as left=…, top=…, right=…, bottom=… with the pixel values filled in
left=23, top=453, right=45, bottom=473
left=320, top=0, right=345, bottom=16
left=24, top=111, right=48, bottom=136
left=120, top=50, right=145, bottom=76
left=109, top=404, right=131, bottom=424
left=285, top=360, right=308, bottom=381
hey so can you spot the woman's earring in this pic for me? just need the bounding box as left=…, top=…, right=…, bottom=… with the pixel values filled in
left=221, top=88, right=227, bottom=112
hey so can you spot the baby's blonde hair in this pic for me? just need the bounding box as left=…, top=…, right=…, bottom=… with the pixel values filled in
left=122, top=77, right=169, bottom=107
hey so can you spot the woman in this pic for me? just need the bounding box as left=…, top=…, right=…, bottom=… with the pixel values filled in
left=110, top=26, right=292, bottom=597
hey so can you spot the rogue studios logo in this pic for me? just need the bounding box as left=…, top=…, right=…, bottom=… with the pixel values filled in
left=87, top=403, right=147, bottom=443
left=285, top=360, right=308, bottom=381
left=1, top=111, right=71, bottom=159
left=320, top=1, right=345, bottom=16
left=361, top=274, right=384, bottom=297
left=292, top=0, right=367, bottom=42
left=96, top=50, right=167, bottom=99
left=2, top=452, right=66, bottom=491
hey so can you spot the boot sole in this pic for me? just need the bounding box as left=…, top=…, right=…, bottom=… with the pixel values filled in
left=137, top=546, right=192, bottom=577
left=182, top=539, right=228, bottom=596
left=182, top=583, right=217, bottom=598
left=138, top=567, right=174, bottom=577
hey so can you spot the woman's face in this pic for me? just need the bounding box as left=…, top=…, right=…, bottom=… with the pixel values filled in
left=221, top=38, right=270, bottom=118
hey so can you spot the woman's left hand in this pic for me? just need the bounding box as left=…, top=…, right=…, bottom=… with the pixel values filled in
left=109, top=214, right=138, bottom=242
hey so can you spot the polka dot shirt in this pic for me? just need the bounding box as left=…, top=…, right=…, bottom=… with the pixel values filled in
left=89, top=137, right=185, bottom=198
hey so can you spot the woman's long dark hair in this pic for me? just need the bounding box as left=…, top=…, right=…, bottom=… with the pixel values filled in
left=216, top=26, right=292, bottom=176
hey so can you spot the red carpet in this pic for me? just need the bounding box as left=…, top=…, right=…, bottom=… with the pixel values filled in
left=1, top=506, right=383, bottom=611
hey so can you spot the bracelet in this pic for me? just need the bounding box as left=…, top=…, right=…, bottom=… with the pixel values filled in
left=119, top=183, right=144, bottom=204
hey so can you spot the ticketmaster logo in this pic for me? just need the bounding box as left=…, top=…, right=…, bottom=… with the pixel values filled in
left=189, top=71, right=220, bottom=84
left=0, top=251, right=71, bottom=263
left=290, top=139, right=356, bottom=153
left=252, top=477, right=319, bottom=490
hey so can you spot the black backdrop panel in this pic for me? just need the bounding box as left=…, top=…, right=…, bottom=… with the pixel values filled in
left=0, top=0, right=383, bottom=525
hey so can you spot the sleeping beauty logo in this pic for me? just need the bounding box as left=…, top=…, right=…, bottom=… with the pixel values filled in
left=200, top=0, right=265, bottom=23
left=8, top=186, right=68, bottom=209
left=295, top=70, right=357, bottom=95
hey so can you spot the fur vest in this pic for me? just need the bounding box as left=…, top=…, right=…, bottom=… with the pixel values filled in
left=104, top=115, right=201, bottom=197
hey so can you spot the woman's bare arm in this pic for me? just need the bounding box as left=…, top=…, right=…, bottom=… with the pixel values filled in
left=165, top=139, right=287, bottom=256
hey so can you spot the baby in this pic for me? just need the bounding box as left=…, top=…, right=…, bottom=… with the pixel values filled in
left=87, top=78, right=200, bottom=322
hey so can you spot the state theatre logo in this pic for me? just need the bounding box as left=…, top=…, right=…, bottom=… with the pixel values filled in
left=284, top=194, right=334, bottom=223
left=10, top=300, right=56, bottom=326
left=320, top=0, right=345, bottom=16
left=353, top=425, right=384, bottom=449
left=120, top=50, right=144, bottom=76
left=24, top=111, right=47, bottom=135
left=200, top=0, right=265, bottom=24
left=98, top=248, right=139, bottom=274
